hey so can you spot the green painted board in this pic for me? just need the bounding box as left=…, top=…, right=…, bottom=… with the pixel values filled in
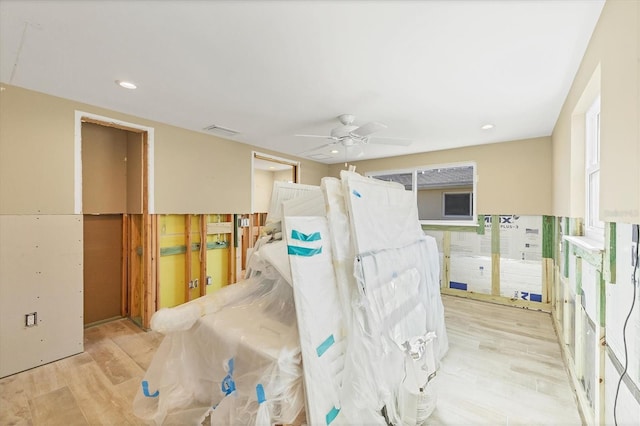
left=542, top=215, right=554, bottom=259
left=160, top=241, right=229, bottom=257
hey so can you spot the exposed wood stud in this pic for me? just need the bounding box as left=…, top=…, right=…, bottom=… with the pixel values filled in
left=200, top=215, right=207, bottom=297
left=491, top=215, right=500, bottom=296
left=442, top=231, right=451, bottom=289
left=185, top=214, right=192, bottom=303
left=121, top=213, right=129, bottom=317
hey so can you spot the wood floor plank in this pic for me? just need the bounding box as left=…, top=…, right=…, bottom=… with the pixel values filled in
left=65, top=360, right=141, bottom=425
left=84, top=333, right=145, bottom=386
left=0, top=299, right=583, bottom=425
left=28, top=386, right=88, bottom=426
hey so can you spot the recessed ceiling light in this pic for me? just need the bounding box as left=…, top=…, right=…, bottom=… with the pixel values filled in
left=481, top=124, right=494, bottom=130
left=116, top=80, right=137, bottom=90
left=330, top=149, right=339, bottom=154
left=269, top=166, right=275, bottom=170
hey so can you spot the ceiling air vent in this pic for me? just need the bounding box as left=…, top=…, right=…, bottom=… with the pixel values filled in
left=203, top=124, right=240, bottom=138
left=307, top=153, right=332, bottom=160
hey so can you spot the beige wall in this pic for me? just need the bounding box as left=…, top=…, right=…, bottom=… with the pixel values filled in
left=329, top=137, right=552, bottom=215
left=253, top=169, right=274, bottom=213
left=0, top=85, right=329, bottom=215
left=552, top=0, right=640, bottom=223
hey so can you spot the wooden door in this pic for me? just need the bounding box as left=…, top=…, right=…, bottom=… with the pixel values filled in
left=83, top=214, right=123, bottom=325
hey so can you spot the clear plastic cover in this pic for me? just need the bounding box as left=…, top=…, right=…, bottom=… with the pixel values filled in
left=133, top=251, right=304, bottom=425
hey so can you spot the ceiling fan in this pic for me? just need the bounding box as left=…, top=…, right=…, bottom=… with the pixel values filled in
left=296, top=114, right=412, bottom=158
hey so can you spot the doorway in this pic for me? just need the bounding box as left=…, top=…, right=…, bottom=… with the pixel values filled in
left=241, top=152, right=299, bottom=273
left=79, top=115, right=154, bottom=328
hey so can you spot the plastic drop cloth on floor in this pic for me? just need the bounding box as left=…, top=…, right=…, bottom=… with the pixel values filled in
left=132, top=249, right=304, bottom=426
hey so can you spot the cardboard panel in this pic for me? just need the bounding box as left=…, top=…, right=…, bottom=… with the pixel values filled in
left=83, top=214, right=122, bottom=324
left=81, top=123, right=128, bottom=214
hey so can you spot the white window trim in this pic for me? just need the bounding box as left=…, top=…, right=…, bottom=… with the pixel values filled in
left=585, top=96, right=603, bottom=242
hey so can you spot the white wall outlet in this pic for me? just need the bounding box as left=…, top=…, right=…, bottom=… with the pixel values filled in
left=193, top=278, right=198, bottom=288
left=206, top=275, right=212, bottom=286
left=25, top=312, right=37, bottom=327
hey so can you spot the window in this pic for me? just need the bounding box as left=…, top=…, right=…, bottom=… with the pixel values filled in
left=443, top=192, right=473, bottom=218
left=585, top=97, right=603, bottom=240
left=367, top=162, right=477, bottom=225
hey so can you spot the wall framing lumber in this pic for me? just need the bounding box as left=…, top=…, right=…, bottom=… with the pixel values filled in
left=199, top=215, right=207, bottom=298
left=441, top=287, right=551, bottom=312
left=185, top=214, right=192, bottom=303
left=491, top=215, right=500, bottom=296
left=121, top=214, right=129, bottom=317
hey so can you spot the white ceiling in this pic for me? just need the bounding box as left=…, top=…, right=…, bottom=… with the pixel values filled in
left=0, top=0, right=604, bottom=164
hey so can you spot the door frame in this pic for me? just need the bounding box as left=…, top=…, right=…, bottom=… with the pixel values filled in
left=75, top=111, right=157, bottom=328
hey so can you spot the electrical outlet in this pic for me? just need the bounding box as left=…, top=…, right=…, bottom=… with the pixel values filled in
left=25, top=312, right=37, bottom=327
left=206, top=275, right=212, bottom=286
left=188, top=280, right=194, bottom=289
left=193, top=278, right=198, bottom=288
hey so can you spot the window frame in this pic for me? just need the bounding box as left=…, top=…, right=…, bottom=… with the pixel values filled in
left=366, top=161, right=478, bottom=226
left=584, top=96, right=603, bottom=241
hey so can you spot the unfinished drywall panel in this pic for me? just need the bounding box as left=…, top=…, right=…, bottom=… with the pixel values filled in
left=81, top=123, right=128, bottom=213
left=0, top=215, right=83, bottom=378
left=329, top=136, right=553, bottom=216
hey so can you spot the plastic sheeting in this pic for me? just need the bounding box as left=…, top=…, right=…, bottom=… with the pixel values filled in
left=135, top=172, right=448, bottom=426
left=340, top=171, right=447, bottom=425
left=133, top=253, right=304, bottom=425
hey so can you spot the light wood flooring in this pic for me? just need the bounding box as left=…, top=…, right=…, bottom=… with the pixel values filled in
left=0, top=295, right=581, bottom=425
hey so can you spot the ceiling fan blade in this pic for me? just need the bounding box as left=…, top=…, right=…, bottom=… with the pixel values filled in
left=295, top=134, right=334, bottom=139
left=350, top=121, right=387, bottom=138
left=368, top=137, right=412, bottom=146
left=298, top=142, right=336, bottom=156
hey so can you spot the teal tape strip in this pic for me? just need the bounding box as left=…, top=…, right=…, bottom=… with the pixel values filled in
left=316, top=334, right=335, bottom=357
left=287, top=245, right=322, bottom=257
left=326, top=406, right=340, bottom=425
left=291, top=229, right=321, bottom=242
left=256, top=384, right=266, bottom=404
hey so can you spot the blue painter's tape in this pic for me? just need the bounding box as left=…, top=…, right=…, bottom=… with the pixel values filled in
left=287, top=245, right=322, bottom=257
left=256, top=384, right=266, bottom=404
left=221, top=358, right=236, bottom=396
left=352, top=190, right=362, bottom=198
left=530, top=293, right=542, bottom=302
left=291, top=230, right=321, bottom=242
left=325, top=406, right=340, bottom=425
left=316, top=334, right=335, bottom=358
left=141, top=380, right=159, bottom=398
left=449, top=281, right=468, bottom=291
